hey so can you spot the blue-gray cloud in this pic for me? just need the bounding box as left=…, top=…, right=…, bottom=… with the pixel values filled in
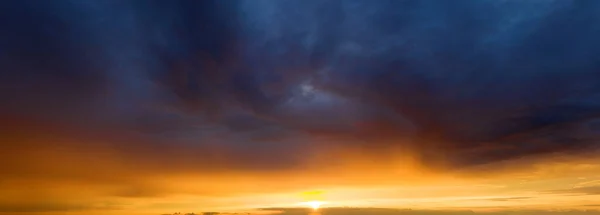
left=2, top=0, right=600, bottom=173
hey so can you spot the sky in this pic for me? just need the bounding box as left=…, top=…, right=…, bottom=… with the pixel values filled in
left=2, top=0, right=600, bottom=214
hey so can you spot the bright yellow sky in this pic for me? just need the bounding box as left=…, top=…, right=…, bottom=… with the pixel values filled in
left=148, top=159, right=600, bottom=213
left=3, top=149, right=600, bottom=215
left=3, top=124, right=600, bottom=215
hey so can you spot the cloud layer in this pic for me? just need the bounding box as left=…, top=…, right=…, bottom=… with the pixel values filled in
left=2, top=0, right=600, bottom=213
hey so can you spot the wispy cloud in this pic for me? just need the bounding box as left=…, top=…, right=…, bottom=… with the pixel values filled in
left=547, top=186, right=600, bottom=196
left=484, top=197, right=533, bottom=202
left=262, top=208, right=600, bottom=215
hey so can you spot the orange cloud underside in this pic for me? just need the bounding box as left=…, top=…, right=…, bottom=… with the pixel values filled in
left=2, top=124, right=600, bottom=215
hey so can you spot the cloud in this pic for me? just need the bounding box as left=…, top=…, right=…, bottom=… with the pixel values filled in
left=0, top=202, right=122, bottom=213
left=484, top=197, right=533, bottom=202
left=2, top=0, right=599, bottom=173
left=547, top=186, right=600, bottom=196
left=262, top=208, right=600, bottom=215
left=2, top=0, right=600, bottom=212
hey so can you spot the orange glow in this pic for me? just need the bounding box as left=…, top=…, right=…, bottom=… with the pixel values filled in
left=3, top=128, right=600, bottom=215
left=303, top=201, right=325, bottom=211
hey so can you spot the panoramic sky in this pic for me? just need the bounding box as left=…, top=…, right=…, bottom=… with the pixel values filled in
left=2, top=0, right=600, bottom=215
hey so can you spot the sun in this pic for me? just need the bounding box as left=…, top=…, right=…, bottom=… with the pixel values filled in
left=303, top=201, right=325, bottom=210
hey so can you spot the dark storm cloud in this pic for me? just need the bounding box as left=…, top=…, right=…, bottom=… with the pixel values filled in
left=2, top=0, right=600, bottom=173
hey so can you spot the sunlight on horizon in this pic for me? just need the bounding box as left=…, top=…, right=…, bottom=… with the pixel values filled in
left=302, top=201, right=326, bottom=211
